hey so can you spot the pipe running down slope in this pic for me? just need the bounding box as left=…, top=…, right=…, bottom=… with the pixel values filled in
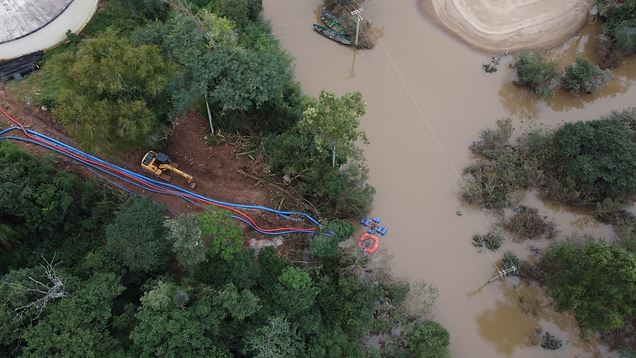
left=0, top=107, right=321, bottom=236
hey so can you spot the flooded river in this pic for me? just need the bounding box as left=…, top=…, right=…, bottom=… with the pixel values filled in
left=264, top=1, right=636, bottom=356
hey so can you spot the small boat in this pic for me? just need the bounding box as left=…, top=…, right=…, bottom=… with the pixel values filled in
left=312, top=24, right=353, bottom=46
left=321, top=10, right=349, bottom=35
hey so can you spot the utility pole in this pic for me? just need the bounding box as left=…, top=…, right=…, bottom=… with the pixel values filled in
left=351, top=7, right=364, bottom=47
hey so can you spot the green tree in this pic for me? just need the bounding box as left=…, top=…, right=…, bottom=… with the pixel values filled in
left=399, top=320, right=450, bottom=358
left=548, top=120, right=636, bottom=204
left=298, top=91, right=367, bottom=167
left=512, top=52, right=560, bottom=98
left=265, top=91, right=374, bottom=217
left=206, top=0, right=263, bottom=26
left=541, top=240, right=636, bottom=332
left=597, top=0, right=636, bottom=67
left=105, top=198, right=170, bottom=273
left=243, top=316, right=304, bottom=358
left=214, top=283, right=260, bottom=320
left=21, top=273, right=125, bottom=357
left=166, top=213, right=206, bottom=272
left=132, top=10, right=292, bottom=121
left=51, top=29, right=174, bottom=153
left=562, top=58, right=609, bottom=94
left=274, top=266, right=318, bottom=317
left=130, top=280, right=227, bottom=357
left=198, top=208, right=244, bottom=262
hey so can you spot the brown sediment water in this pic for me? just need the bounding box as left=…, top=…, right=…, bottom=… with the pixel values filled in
left=264, top=0, right=634, bottom=356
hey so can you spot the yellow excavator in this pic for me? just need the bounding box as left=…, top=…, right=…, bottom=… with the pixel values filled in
left=140, top=151, right=196, bottom=188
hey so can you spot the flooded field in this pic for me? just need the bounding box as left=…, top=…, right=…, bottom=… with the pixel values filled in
left=264, top=0, right=635, bottom=356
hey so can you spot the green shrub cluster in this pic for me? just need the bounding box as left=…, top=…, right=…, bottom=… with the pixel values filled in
left=464, top=110, right=636, bottom=209
left=463, top=119, right=539, bottom=209
left=597, top=0, right=636, bottom=68
left=512, top=53, right=560, bottom=98
left=539, top=240, right=636, bottom=334
left=503, top=205, right=557, bottom=241
left=266, top=91, right=375, bottom=218
left=562, top=58, right=610, bottom=94
left=513, top=54, right=610, bottom=97
left=472, top=230, right=503, bottom=251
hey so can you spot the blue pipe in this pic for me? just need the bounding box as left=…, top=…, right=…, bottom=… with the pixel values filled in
left=0, top=129, right=320, bottom=234
left=21, top=128, right=321, bottom=226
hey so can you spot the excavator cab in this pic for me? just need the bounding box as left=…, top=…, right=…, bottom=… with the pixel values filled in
left=140, top=151, right=196, bottom=188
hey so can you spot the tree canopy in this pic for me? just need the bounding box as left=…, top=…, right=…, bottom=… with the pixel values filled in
left=0, top=144, right=447, bottom=357
left=541, top=240, right=636, bottom=333
left=548, top=120, right=636, bottom=204
left=105, top=198, right=170, bottom=273
left=50, top=29, right=174, bottom=153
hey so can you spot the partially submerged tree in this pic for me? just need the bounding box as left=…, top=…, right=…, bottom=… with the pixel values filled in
left=512, top=52, right=560, bottom=98
left=541, top=240, right=636, bottom=333
left=562, top=58, right=609, bottom=94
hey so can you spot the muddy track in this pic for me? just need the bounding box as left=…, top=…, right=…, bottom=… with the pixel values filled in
left=0, top=88, right=316, bottom=241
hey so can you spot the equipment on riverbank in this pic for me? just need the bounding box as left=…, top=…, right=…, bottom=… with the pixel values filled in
left=358, top=232, right=379, bottom=254
left=358, top=217, right=388, bottom=254
left=360, top=216, right=388, bottom=236
left=312, top=24, right=353, bottom=46
left=0, top=107, right=321, bottom=236
left=482, top=51, right=509, bottom=73
left=141, top=151, right=196, bottom=188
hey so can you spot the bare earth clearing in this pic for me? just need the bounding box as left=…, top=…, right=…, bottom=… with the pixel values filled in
left=0, top=88, right=311, bottom=245
left=426, top=0, right=593, bottom=52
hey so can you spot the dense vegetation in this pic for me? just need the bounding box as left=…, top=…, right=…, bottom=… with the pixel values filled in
left=0, top=0, right=452, bottom=356
left=512, top=54, right=610, bottom=99
left=464, top=110, right=636, bottom=353
left=0, top=143, right=449, bottom=357
left=562, top=58, right=610, bottom=94
left=597, top=0, right=636, bottom=68
left=463, top=110, right=636, bottom=209
left=512, top=53, right=560, bottom=98
left=8, top=0, right=374, bottom=220
left=266, top=91, right=374, bottom=217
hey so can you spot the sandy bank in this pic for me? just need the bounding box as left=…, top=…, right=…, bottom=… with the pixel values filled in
left=427, top=0, right=593, bottom=52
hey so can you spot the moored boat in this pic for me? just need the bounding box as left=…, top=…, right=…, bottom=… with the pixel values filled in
left=321, top=10, right=349, bottom=35
left=312, top=24, right=353, bottom=46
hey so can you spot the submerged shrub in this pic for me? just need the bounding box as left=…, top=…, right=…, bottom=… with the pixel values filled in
left=469, top=119, right=513, bottom=160
left=512, top=52, right=560, bottom=98
left=562, top=58, right=610, bottom=94
left=472, top=231, right=503, bottom=251
left=504, top=206, right=557, bottom=241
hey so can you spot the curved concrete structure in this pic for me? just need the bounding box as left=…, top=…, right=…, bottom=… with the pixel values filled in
left=0, top=0, right=99, bottom=60
left=0, top=0, right=73, bottom=44
left=429, top=0, right=593, bottom=52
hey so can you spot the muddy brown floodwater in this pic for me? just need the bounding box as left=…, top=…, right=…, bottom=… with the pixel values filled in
left=264, top=0, right=636, bottom=356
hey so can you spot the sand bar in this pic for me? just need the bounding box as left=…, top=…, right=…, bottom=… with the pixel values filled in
left=429, top=0, right=593, bottom=52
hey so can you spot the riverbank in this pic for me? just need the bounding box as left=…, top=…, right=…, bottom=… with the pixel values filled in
left=421, top=0, right=593, bottom=52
